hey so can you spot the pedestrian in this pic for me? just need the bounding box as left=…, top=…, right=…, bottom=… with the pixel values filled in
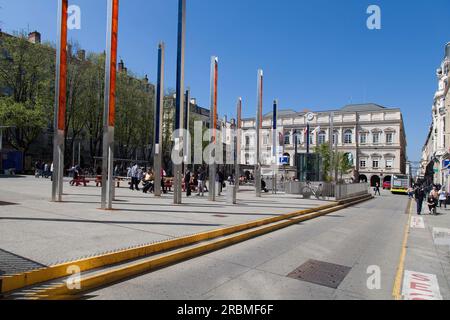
left=161, top=168, right=167, bottom=194
left=414, top=186, right=425, bottom=215
left=429, top=186, right=439, bottom=214
left=130, top=163, right=140, bottom=191
left=407, top=187, right=414, bottom=199
left=143, top=169, right=154, bottom=194
left=184, top=170, right=192, bottom=197
left=439, top=188, right=447, bottom=209
left=216, top=170, right=224, bottom=196
left=374, top=182, right=381, bottom=196
left=197, top=168, right=206, bottom=197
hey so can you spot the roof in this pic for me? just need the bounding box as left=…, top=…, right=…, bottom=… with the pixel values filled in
left=340, top=103, right=387, bottom=112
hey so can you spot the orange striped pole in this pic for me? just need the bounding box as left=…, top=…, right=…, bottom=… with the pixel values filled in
left=101, top=0, right=119, bottom=210
left=209, top=57, right=219, bottom=201
left=51, top=0, right=68, bottom=202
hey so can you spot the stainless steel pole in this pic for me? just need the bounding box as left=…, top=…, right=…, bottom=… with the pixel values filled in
left=173, top=0, right=186, bottom=205
left=154, top=42, right=165, bottom=197
left=235, top=98, right=242, bottom=192
left=101, top=0, right=119, bottom=210
left=52, top=0, right=68, bottom=203
left=272, top=99, right=278, bottom=194
left=208, top=57, right=218, bottom=201
left=255, top=69, right=263, bottom=197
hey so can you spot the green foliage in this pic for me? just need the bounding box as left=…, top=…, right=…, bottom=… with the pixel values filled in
left=314, top=143, right=354, bottom=182
left=0, top=33, right=157, bottom=166
left=0, top=97, right=47, bottom=152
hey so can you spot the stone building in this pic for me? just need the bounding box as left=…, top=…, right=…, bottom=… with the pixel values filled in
left=240, top=103, right=407, bottom=186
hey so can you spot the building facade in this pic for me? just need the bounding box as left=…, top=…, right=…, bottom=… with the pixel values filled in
left=241, top=103, right=407, bottom=186
left=420, top=43, right=450, bottom=188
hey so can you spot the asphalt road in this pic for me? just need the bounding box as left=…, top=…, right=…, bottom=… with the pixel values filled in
left=88, top=191, right=418, bottom=300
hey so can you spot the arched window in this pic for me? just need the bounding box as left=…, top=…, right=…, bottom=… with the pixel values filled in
left=333, top=130, right=339, bottom=145
left=318, top=131, right=327, bottom=145
left=344, top=130, right=353, bottom=144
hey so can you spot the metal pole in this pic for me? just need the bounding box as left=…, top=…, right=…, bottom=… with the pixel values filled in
left=78, top=141, right=81, bottom=165
left=209, top=57, right=218, bottom=201
left=184, top=89, right=190, bottom=167
left=154, top=42, right=165, bottom=197
left=235, top=98, right=242, bottom=192
left=52, top=0, right=68, bottom=202
left=272, top=99, right=278, bottom=194
left=306, top=123, right=310, bottom=181
left=173, top=0, right=186, bottom=205
left=101, top=0, right=119, bottom=210
left=255, top=69, right=263, bottom=197
left=329, top=112, right=334, bottom=181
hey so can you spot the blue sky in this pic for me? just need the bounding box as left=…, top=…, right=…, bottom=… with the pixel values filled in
left=1, top=0, right=449, bottom=162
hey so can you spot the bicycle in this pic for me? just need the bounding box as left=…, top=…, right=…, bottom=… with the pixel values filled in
left=301, top=181, right=324, bottom=200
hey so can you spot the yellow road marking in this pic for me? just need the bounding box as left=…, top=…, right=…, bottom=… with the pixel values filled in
left=25, top=196, right=372, bottom=299
left=1, top=194, right=372, bottom=296
left=392, top=199, right=413, bottom=300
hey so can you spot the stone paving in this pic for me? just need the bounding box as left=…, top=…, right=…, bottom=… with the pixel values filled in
left=0, top=176, right=328, bottom=270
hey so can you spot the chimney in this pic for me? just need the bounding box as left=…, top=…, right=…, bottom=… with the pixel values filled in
left=77, top=49, right=86, bottom=61
left=144, top=74, right=149, bottom=83
left=28, top=31, right=41, bottom=44
left=118, top=59, right=126, bottom=73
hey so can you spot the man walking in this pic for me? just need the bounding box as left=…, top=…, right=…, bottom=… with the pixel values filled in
left=130, top=163, right=140, bottom=191
left=197, top=168, right=206, bottom=197
left=374, top=182, right=381, bottom=196
left=414, top=186, right=425, bottom=215
left=184, top=170, right=192, bottom=197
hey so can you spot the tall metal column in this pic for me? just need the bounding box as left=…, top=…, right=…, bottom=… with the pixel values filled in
left=208, top=57, right=218, bottom=201
left=272, top=99, right=278, bottom=194
left=101, top=0, right=119, bottom=210
left=184, top=89, right=191, bottom=167
left=173, top=0, right=186, bottom=205
left=329, top=112, right=334, bottom=181
left=255, top=70, right=263, bottom=197
left=154, top=42, right=165, bottom=197
left=235, top=98, right=242, bottom=192
left=52, top=0, right=68, bottom=203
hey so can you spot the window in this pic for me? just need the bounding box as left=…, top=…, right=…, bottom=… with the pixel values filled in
left=245, top=136, right=250, bottom=146
left=373, top=160, right=379, bottom=169
left=318, top=131, right=327, bottom=145
left=386, top=159, right=394, bottom=169
left=344, top=130, right=353, bottom=144
left=373, top=132, right=380, bottom=144
left=360, top=160, right=367, bottom=168
left=263, top=134, right=269, bottom=146
left=284, top=134, right=291, bottom=145
left=386, top=133, right=393, bottom=144
left=295, top=133, right=302, bottom=145
left=333, top=131, right=338, bottom=145
left=309, top=134, right=314, bottom=145
left=360, top=133, right=367, bottom=145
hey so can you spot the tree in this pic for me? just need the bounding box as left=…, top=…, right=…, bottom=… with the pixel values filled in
left=337, top=152, right=354, bottom=181
left=0, top=33, right=53, bottom=166
left=0, top=97, right=47, bottom=155
left=314, top=143, right=333, bottom=182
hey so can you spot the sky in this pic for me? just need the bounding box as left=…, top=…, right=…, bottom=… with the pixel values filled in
left=1, top=0, right=449, bottom=162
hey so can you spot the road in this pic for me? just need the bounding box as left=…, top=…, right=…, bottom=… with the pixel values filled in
left=87, top=191, right=450, bottom=300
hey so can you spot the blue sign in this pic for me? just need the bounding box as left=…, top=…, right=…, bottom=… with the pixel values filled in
left=279, top=156, right=289, bottom=165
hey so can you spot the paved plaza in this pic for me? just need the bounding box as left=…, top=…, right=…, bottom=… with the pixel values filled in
left=0, top=176, right=328, bottom=271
